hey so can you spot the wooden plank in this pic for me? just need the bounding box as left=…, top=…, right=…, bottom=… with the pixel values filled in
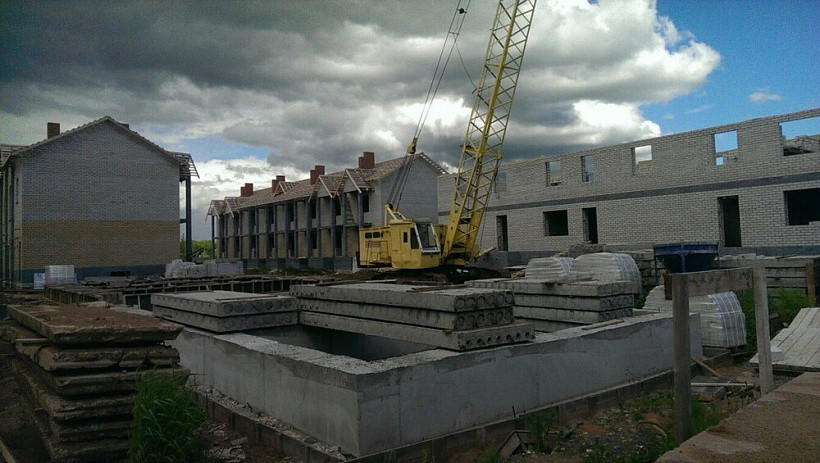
left=807, top=262, right=817, bottom=306
left=664, top=268, right=754, bottom=300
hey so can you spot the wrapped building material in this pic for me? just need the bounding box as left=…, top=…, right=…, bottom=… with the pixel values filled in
left=643, top=285, right=746, bottom=348
left=44, top=265, right=77, bottom=286
left=570, top=253, right=642, bottom=294
left=524, top=257, right=573, bottom=280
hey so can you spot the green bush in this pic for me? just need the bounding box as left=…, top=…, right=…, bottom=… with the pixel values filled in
left=129, top=371, right=206, bottom=463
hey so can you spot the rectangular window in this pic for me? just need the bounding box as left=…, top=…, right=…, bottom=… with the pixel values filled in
left=333, top=198, right=342, bottom=216
left=632, top=145, right=652, bottom=173
left=780, top=116, right=819, bottom=156
left=266, top=206, right=274, bottom=230
left=286, top=203, right=294, bottom=223
left=362, top=193, right=370, bottom=213
left=494, top=170, right=507, bottom=193
left=310, top=200, right=317, bottom=219
left=310, top=229, right=318, bottom=250
left=496, top=215, right=509, bottom=251
left=714, top=130, right=738, bottom=165
left=546, top=160, right=562, bottom=185
left=785, top=188, right=820, bottom=225
left=581, top=155, right=594, bottom=183
left=544, top=210, right=569, bottom=236
left=267, top=233, right=275, bottom=256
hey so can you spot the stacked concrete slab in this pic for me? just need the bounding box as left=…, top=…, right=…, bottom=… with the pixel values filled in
left=151, top=290, right=297, bottom=332
left=570, top=252, right=642, bottom=295
left=0, top=304, right=184, bottom=463
left=467, top=277, right=635, bottom=332
left=291, top=282, right=534, bottom=350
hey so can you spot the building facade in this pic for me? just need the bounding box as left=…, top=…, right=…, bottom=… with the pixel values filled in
left=1, top=117, right=196, bottom=285
left=208, top=151, right=446, bottom=270
left=437, top=109, right=820, bottom=266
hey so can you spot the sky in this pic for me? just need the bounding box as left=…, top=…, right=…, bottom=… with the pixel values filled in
left=1, top=0, right=818, bottom=240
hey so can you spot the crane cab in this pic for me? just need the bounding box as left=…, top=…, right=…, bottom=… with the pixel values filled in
left=358, top=218, right=444, bottom=269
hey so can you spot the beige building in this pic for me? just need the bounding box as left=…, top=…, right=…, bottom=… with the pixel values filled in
left=208, top=151, right=445, bottom=270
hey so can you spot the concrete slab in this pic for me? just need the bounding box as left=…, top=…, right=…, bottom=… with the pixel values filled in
left=516, top=317, right=584, bottom=332
left=299, top=311, right=534, bottom=351
left=153, top=305, right=297, bottom=332
left=151, top=291, right=296, bottom=316
left=47, top=417, right=131, bottom=443
left=12, top=358, right=135, bottom=421
left=14, top=343, right=179, bottom=371
left=514, top=306, right=632, bottom=323
left=467, top=278, right=632, bottom=296
left=514, top=293, right=634, bottom=311
left=291, top=283, right=514, bottom=312
left=8, top=304, right=181, bottom=345
left=659, top=372, right=820, bottom=462
left=297, top=299, right=514, bottom=330
left=30, top=362, right=187, bottom=396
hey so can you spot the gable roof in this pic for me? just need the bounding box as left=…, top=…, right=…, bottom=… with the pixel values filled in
left=1, top=116, right=197, bottom=179
left=223, top=152, right=446, bottom=212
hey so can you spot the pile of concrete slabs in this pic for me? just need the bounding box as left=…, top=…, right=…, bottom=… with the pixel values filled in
left=151, top=290, right=297, bottom=332
left=1, top=304, right=184, bottom=463
left=467, top=278, right=634, bottom=332
left=291, top=282, right=535, bottom=350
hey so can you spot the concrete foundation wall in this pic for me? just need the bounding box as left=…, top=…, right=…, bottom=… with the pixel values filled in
left=172, top=313, right=701, bottom=456
left=438, top=109, right=820, bottom=255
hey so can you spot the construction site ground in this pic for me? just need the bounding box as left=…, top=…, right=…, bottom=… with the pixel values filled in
left=1, top=289, right=817, bottom=462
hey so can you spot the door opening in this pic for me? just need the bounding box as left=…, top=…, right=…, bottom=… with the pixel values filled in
left=718, top=196, right=742, bottom=247
left=582, top=207, right=598, bottom=244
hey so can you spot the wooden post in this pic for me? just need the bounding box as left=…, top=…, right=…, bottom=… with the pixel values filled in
left=670, top=273, right=692, bottom=445
left=753, top=266, right=774, bottom=395
left=807, top=262, right=816, bottom=306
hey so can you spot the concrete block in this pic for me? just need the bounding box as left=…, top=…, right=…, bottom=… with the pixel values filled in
left=514, top=306, right=632, bottom=323
left=297, top=299, right=514, bottom=330
left=291, top=283, right=514, bottom=312
left=151, top=291, right=296, bottom=316
left=513, top=293, right=634, bottom=311
left=298, top=311, right=534, bottom=351
left=467, top=278, right=632, bottom=297
left=153, top=305, right=297, bottom=333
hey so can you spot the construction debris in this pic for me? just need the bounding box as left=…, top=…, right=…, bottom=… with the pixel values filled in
left=750, top=307, right=820, bottom=372
left=1, top=305, right=186, bottom=463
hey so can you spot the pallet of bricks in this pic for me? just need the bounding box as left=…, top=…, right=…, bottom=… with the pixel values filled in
left=291, top=282, right=535, bottom=350
left=0, top=304, right=184, bottom=462
left=716, top=254, right=819, bottom=304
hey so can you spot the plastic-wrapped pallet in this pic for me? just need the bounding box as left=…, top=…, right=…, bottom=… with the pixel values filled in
left=524, top=257, right=573, bottom=280
left=43, top=265, right=77, bottom=286
left=643, top=286, right=746, bottom=348
left=570, top=253, right=642, bottom=294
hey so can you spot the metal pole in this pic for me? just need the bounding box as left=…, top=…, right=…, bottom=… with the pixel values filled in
left=185, top=177, right=193, bottom=261
left=753, top=266, right=774, bottom=395
left=670, top=273, right=692, bottom=445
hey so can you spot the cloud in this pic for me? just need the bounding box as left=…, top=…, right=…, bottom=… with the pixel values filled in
left=1, top=0, right=721, bottom=238
left=749, top=91, right=782, bottom=102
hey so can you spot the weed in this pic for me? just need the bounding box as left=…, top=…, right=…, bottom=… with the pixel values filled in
left=475, top=441, right=499, bottom=463
left=582, top=439, right=613, bottom=463
left=691, top=398, right=725, bottom=434
left=526, top=410, right=556, bottom=453
left=129, top=371, right=206, bottom=463
left=770, top=287, right=810, bottom=326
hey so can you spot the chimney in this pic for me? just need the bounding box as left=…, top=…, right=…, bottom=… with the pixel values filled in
left=309, top=165, right=325, bottom=185
left=272, top=175, right=285, bottom=196
left=47, top=122, right=60, bottom=139
left=240, top=182, right=254, bottom=197
left=359, top=151, right=375, bottom=169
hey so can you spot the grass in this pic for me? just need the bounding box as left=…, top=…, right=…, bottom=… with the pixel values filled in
left=129, top=371, right=206, bottom=463
left=736, top=287, right=811, bottom=346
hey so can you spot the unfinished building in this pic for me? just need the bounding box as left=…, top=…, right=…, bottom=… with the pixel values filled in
left=208, top=152, right=446, bottom=271
left=0, top=117, right=197, bottom=286
left=437, top=109, right=820, bottom=266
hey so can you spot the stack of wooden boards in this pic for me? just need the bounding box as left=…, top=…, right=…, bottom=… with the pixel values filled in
left=0, top=304, right=183, bottom=463
left=291, top=282, right=534, bottom=350
left=468, top=277, right=635, bottom=332
left=151, top=290, right=297, bottom=332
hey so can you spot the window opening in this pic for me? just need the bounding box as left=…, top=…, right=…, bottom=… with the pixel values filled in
left=546, top=160, right=562, bottom=186
left=714, top=130, right=738, bottom=165
left=581, top=155, right=594, bottom=183
left=784, top=188, right=820, bottom=225
left=780, top=116, right=820, bottom=156
left=544, top=210, right=569, bottom=236
left=497, top=215, right=509, bottom=251
left=632, top=145, right=652, bottom=172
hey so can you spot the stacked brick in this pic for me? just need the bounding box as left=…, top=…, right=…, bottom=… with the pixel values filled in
left=0, top=304, right=184, bottom=463
left=151, top=291, right=298, bottom=332
left=467, top=278, right=634, bottom=332
left=291, top=282, right=534, bottom=350
left=620, top=249, right=665, bottom=289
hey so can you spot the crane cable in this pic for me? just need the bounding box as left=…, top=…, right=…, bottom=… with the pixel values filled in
left=388, top=0, right=472, bottom=210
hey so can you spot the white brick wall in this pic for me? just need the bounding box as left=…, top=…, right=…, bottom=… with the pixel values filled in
left=438, top=109, right=820, bottom=254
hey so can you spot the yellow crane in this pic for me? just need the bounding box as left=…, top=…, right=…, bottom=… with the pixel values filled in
left=358, top=0, right=537, bottom=269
